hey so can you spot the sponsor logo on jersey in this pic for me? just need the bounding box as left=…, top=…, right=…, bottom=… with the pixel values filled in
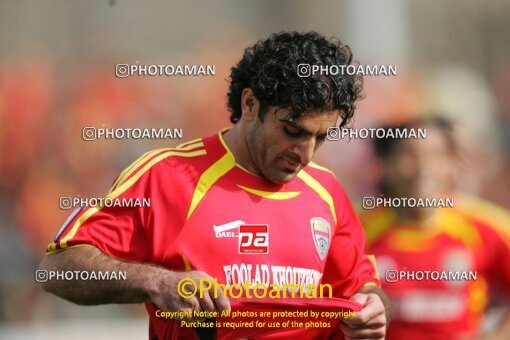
left=395, top=291, right=465, bottom=322
left=223, top=263, right=323, bottom=288
left=213, top=220, right=245, bottom=238
left=311, top=217, right=331, bottom=260
left=239, top=225, right=269, bottom=254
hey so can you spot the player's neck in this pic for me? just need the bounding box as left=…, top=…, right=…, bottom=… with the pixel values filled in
left=222, top=126, right=263, bottom=178
left=395, top=207, right=437, bottom=227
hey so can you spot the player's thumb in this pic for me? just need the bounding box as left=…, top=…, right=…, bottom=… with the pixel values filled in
left=349, top=293, right=368, bottom=307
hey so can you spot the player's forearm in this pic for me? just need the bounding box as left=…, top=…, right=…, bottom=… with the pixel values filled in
left=492, top=310, right=510, bottom=340
left=357, top=285, right=392, bottom=324
left=39, top=246, right=163, bottom=305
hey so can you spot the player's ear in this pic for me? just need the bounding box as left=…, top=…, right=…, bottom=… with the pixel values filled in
left=240, top=88, right=258, bottom=122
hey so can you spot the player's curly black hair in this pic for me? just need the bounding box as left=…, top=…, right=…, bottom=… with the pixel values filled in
left=227, top=31, right=363, bottom=128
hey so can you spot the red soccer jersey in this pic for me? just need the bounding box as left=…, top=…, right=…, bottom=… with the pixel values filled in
left=360, top=196, right=510, bottom=340
left=47, top=130, right=379, bottom=339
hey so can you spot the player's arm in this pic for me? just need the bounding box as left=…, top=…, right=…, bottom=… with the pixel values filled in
left=466, top=203, right=510, bottom=340
left=481, top=311, right=510, bottom=340
left=323, top=181, right=389, bottom=339
left=39, top=246, right=230, bottom=319
left=40, top=155, right=229, bottom=318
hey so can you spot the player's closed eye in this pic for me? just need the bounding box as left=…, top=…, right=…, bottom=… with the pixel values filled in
left=283, top=125, right=303, bottom=138
left=316, top=135, right=327, bottom=143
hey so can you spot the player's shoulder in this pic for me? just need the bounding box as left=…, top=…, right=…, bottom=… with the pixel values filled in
left=136, top=137, right=209, bottom=172
left=302, top=161, right=338, bottom=187
left=108, top=137, right=210, bottom=193
left=306, top=161, right=337, bottom=177
left=303, top=161, right=363, bottom=203
left=455, top=194, right=510, bottom=224
left=357, top=207, right=397, bottom=247
left=155, top=137, right=210, bottom=168
left=454, top=194, right=510, bottom=243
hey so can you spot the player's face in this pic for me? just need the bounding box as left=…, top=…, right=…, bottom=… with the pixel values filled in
left=382, top=125, right=455, bottom=199
left=246, top=107, right=340, bottom=184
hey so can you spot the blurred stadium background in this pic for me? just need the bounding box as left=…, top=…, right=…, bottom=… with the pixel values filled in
left=0, top=0, right=509, bottom=338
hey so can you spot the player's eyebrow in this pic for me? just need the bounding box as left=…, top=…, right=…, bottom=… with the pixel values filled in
left=283, top=119, right=329, bottom=139
left=284, top=119, right=313, bottom=136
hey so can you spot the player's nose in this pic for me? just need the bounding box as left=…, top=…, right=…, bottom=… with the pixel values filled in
left=293, top=139, right=315, bottom=165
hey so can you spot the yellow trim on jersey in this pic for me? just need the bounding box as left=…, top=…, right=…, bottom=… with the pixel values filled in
left=51, top=149, right=207, bottom=250
left=110, top=143, right=205, bottom=193
left=468, top=276, right=489, bottom=314
left=182, top=255, right=192, bottom=271
left=177, top=141, right=204, bottom=151
left=307, top=162, right=337, bottom=178
left=363, top=209, right=398, bottom=248
left=237, top=185, right=301, bottom=200
left=362, top=282, right=379, bottom=288
left=367, top=254, right=380, bottom=281
left=176, top=138, right=203, bottom=149
left=187, top=153, right=236, bottom=219
left=218, top=129, right=266, bottom=178
left=109, top=148, right=171, bottom=193
left=457, top=195, right=510, bottom=250
left=364, top=208, right=484, bottom=253
left=297, top=170, right=337, bottom=224
left=110, top=151, right=149, bottom=191
left=439, top=209, right=482, bottom=249
left=46, top=243, right=93, bottom=255
left=386, top=228, right=441, bottom=252
left=218, top=128, right=233, bottom=155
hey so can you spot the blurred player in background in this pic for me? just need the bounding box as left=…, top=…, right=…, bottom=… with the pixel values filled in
left=360, top=116, right=510, bottom=339
left=39, top=31, right=390, bottom=339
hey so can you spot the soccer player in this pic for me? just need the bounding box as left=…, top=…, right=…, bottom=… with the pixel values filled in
left=39, top=31, right=390, bottom=339
left=360, top=117, right=510, bottom=339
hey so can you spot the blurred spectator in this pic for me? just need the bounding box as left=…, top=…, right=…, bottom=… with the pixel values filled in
left=359, top=116, right=510, bottom=339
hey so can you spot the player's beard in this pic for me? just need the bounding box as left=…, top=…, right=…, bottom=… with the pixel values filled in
left=246, top=122, right=299, bottom=184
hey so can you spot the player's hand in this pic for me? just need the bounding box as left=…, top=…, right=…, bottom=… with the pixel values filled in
left=340, top=293, right=386, bottom=339
left=148, top=269, right=230, bottom=322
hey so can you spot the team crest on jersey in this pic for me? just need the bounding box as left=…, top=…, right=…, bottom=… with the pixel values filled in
left=310, top=217, right=331, bottom=260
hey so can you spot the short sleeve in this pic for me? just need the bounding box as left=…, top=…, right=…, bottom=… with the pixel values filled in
left=457, top=196, right=510, bottom=295
left=477, top=220, right=510, bottom=293
left=46, top=157, right=156, bottom=262
left=321, top=182, right=380, bottom=298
